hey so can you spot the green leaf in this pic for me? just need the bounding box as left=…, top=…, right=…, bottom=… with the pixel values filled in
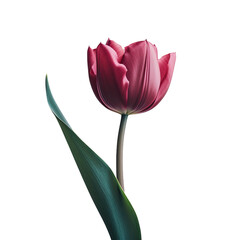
left=45, top=76, right=141, bottom=240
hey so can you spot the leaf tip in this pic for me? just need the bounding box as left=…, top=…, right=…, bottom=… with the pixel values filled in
left=45, top=74, right=49, bottom=85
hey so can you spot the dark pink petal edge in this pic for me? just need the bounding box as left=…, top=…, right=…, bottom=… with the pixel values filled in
left=140, top=52, right=176, bottom=113
left=106, top=39, right=124, bottom=61
left=96, top=43, right=129, bottom=114
left=87, top=47, right=111, bottom=109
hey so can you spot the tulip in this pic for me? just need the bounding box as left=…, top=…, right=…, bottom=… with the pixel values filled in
left=87, top=39, right=176, bottom=190
left=87, top=39, right=176, bottom=115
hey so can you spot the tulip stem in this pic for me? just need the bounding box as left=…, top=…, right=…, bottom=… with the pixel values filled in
left=116, top=114, right=128, bottom=191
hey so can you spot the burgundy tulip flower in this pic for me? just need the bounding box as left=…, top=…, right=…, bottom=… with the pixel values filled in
left=46, top=39, right=176, bottom=239
left=88, top=39, right=176, bottom=190
left=87, top=39, right=176, bottom=115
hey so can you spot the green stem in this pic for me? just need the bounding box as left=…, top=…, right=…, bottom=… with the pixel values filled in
left=116, top=114, right=128, bottom=191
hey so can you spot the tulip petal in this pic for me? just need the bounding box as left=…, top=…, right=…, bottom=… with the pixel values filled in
left=122, top=41, right=160, bottom=113
left=87, top=47, right=110, bottom=109
left=157, top=52, right=176, bottom=102
left=141, top=52, right=176, bottom=112
left=106, top=39, right=124, bottom=61
left=96, top=43, right=129, bottom=114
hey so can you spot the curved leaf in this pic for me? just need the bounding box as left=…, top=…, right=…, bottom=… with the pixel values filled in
left=45, top=76, right=141, bottom=240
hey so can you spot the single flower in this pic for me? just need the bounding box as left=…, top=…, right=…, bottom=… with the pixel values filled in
left=87, top=39, right=176, bottom=115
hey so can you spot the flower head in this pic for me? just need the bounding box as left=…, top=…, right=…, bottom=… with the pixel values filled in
left=87, top=39, right=176, bottom=114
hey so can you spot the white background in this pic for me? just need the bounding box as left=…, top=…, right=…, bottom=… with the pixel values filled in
left=0, top=0, right=240, bottom=239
